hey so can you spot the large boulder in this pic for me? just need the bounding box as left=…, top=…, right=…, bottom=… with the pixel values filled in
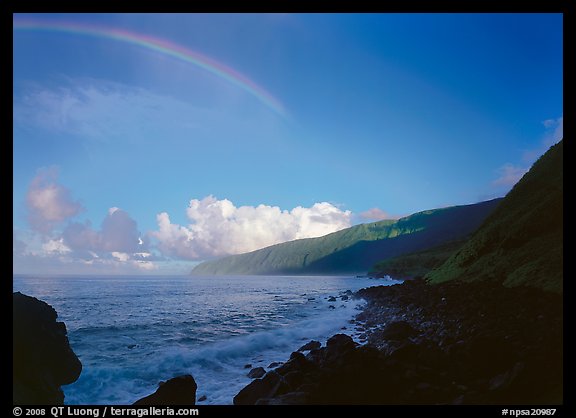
left=247, top=367, right=266, bottom=379
left=134, top=375, right=197, bottom=405
left=13, top=292, right=82, bottom=405
left=379, top=321, right=419, bottom=341
left=233, top=370, right=289, bottom=405
left=298, top=340, right=321, bottom=352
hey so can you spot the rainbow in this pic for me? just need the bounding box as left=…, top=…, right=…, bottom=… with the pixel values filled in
left=13, top=18, right=288, bottom=118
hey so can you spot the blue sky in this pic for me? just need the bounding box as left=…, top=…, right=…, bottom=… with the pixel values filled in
left=13, top=13, right=563, bottom=274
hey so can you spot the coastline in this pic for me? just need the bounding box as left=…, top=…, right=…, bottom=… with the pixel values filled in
left=13, top=277, right=563, bottom=405
left=234, top=279, right=562, bottom=405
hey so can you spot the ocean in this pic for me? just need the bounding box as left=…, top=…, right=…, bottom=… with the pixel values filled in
left=12, top=274, right=398, bottom=405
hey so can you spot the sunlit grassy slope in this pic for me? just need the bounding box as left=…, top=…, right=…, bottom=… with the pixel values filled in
left=426, top=140, right=563, bottom=293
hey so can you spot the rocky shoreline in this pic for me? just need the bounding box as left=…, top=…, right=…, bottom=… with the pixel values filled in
left=14, top=278, right=563, bottom=405
left=233, top=279, right=563, bottom=405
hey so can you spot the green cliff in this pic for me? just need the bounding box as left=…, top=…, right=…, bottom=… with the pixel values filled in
left=426, top=140, right=563, bottom=293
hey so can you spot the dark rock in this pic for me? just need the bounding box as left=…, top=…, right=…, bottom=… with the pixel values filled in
left=340, top=295, right=349, bottom=301
left=380, top=321, right=419, bottom=341
left=326, top=334, right=356, bottom=351
left=243, top=364, right=252, bottom=369
left=323, top=334, right=357, bottom=365
left=328, top=296, right=337, bottom=302
left=256, top=392, right=309, bottom=405
left=197, top=395, right=207, bottom=402
left=387, top=341, right=421, bottom=363
left=134, top=375, right=197, bottom=405
left=305, top=348, right=324, bottom=363
left=328, top=305, right=336, bottom=309
left=13, top=292, right=82, bottom=405
left=276, top=352, right=314, bottom=377
left=307, top=297, right=315, bottom=301
left=298, top=340, right=321, bottom=352
left=283, top=370, right=305, bottom=389
left=447, top=335, right=518, bottom=382
left=234, top=370, right=289, bottom=405
left=235, top=279, right=563, bottom=405
left=268, top=362, right=283, bottom=369
left=247, top=367, right=266, bottom=379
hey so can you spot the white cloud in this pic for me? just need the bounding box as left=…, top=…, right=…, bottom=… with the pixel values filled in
left=358, top=208, right=397, bottom=222
left=13, top=233, right=27, bottom=256
left=16, top=180, right=157, bottom=273
left=13, top=249, right=158, bottom=274
left=542, top=115, right=563, bottom=143
left=492, top=115, right=562, bottom=191
left=14, top=82, right=171, bottom=142
left=63, top=207, right=146, bottom=254
left=523, top=116, right=563, bottom=163
left=13, top=78, right=280, bottom=147
left=14, top=226, right=157, bottom=275
left=492, top=164, right=529, bottom=187
left=152, top=196, right=352, bottom=260
left=42, top=238, right=71, bottom=255
left=111, top=252, right=130, bottom=262
left=26, top=167, right=84, bottom=234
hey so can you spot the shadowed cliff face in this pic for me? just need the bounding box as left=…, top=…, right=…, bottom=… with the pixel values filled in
left=13, top=292, right=82, bottom=405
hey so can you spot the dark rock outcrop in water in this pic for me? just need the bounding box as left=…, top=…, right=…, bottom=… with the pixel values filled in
left=234, top=280, right=562, bottom=405
left=298, top=340, right=321, bottom=352
left=13, top=292, right=82, bottom=405
left=134, top=375, right=197, bottom=405
left=247, top=367, right=266, bottom=379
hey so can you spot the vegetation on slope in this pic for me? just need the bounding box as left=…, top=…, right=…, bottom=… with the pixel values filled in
left=368, top=239, right=466, bottom=279
left=426, top=140, right=563, bottom=293
left=192, top=199, right=501, bottom=276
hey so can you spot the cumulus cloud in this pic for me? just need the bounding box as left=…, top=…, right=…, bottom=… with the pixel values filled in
left=26, top=167, right=84, bottom=234
left=152, top=196, right=352, bottom=260
left=18, top=168, right=156, bottom=273
left=15, top=208, right=156, bottom=274
left=358, top=208, right=397, bottom=222
left=42, top=238, right=71, bottom=255
left=59, top=207, right=158, bottom=272
left=63, top=208, right=147, bottom=254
